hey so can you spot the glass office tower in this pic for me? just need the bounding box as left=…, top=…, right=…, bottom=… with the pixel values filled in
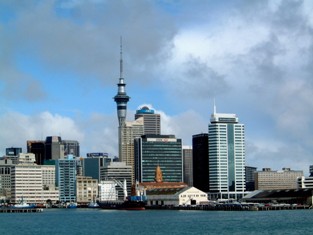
left=208, top=112, right=245, bottom=200
left=135, top=134, right=183, bottom=183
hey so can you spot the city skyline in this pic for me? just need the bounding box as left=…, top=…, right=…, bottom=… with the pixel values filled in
left=1, top=1, right=313, bottom=174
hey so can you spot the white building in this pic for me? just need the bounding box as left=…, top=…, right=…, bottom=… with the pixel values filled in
left=208, top=109, right=246, bottom=200
left=147, top=187, right=208, bottom=206
left=11, top=154, right=59, bottom=204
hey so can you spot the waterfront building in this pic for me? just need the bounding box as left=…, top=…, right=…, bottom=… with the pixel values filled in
left=27, top=140, right=45, bottom=165
left=120, top=117, right=144, bottom=183
left=245, top=166, right=257, bottom=191
left=134, top=134, right=183, bottom=183
left=146, top=186, right=208, bottom=207
left=255, top=168, right=303, bottom=190
left=98, top=180, right=118, bottom=201
left=5, top=147, right=22, bottom=156
left=100, top=161, right=132, bottom=200
left=11, top=154, right=43, bottom=204
left=297, top=165, right=313, bottom=189
left=0, top=158, right=14, bottom=200
left=135, top=106, right=161, bottom=135
left=183, top=146, right=193, bottom=186
left=208, top=109, right=246, bottom=200
left=76, top=176, right=98, bottom=204
left=83, top=156, right=111, bottom=181
left=192, top=133, right=209, bottom=192
left=56, top=155, right=77, bottom=202
left=113, top=40, right=130, bottom=162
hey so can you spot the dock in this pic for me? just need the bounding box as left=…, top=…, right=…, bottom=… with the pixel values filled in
left=0, top=208, right=43, bottom=213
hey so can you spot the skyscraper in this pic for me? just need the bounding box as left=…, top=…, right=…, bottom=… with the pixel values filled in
left=208, top=108, right=245, bottom=200
left=183, top=146, right=193, bottom=186
left=134, top=134, right=183, bottom=183
left=114, top=39, right=130, bottom=161
left=135, top=106, right=161, bottom=135
left=192, top=133, right=209, bottom=192
left=120, top=117, right=144, bottom=183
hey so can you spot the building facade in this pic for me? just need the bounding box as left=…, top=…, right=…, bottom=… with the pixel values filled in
left=56, top=155, right=77, bottom=202
left=83, top=156, right=111, bottom=181
left=192, top=133, right=209, bottom=192
left=208, top=111, right=246, bottom=200
left=135, top=106, right=161, bottom=135
left=76, top=176, right=98, bottom=204
left=27, top=140, right=45, bottom=165
left=6, top=147, right=22, bottom=156
left=120, top=117, right=144, bottom=183
left=183, top=146, right=193, bottom=186
left=135, top=134, right=183, bottom=183
left=0, top=158, right=14, bottom=200
left=255, top=168, right=303, bottom=190
left=100, top=161, right=132, bottom=200
left=245, top=166, right=257, bottom=191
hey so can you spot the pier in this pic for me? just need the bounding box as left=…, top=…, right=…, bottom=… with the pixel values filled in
left=0, top=208, right=43, bottom=213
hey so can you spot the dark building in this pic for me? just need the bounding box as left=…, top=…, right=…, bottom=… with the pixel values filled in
left=135, top=134, right=183, bottom=183
left=5, top=147, right=22, bottom=156
left=245, top=166, right=257, bottom=191
left=83, top=156, right=111, bottom=181
left=27, top=141, right=45, bottom=165
left=192, top=133, right=209, bottom=192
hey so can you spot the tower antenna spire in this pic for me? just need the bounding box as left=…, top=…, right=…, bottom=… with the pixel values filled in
left=120, top=36, right=123, bottom=79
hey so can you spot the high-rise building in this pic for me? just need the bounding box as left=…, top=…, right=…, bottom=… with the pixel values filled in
left=192, top=133, right=209, bottom=192
left=55, top=155, right=77, bottom=202
left=0, top=158, right=14, bottom=199
left=83, top=156, right=111, bottom=181
left=183, top=146, right=193, bottom=186
left=120, top=117, right=144, bottom=183
left=63, top=140, right=80, bottom=157
left=27, top=141, right=45, bottom=165
left=134, top=134, right=183, bottom=183
left=100, top=161, right=132, bottom=200
left=245, top=166, right=257, bottom=191
left=135, top=106, right=161, bottom=135
left=208, top=109, right=246, bottom=200
left=27, top=136, right=80, bottom=164
left=45, top=136, right=65, bottom=161
left=113, top=39, right=130, bottom=161
left=5, top=147, right=22, bottom=156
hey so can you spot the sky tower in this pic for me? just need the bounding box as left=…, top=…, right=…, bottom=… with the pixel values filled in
left=114, top=38, right=130, bottom=159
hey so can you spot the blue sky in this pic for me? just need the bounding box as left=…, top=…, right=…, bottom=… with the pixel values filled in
left=1, top=0, right=313, bottom=174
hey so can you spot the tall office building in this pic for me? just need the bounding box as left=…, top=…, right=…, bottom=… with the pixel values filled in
left=113, top=39, right=130, bottom=161
left=56, top=155, right=77, bottom=202
left=100, top=161, right=132, bottom=200
left=245, top=166, right=257, bottom=191
left=120, top=117, right=144, bottom=183
left=183, top=146, right=193, bottom=186
left=208, top=108, right=246, bottom=200
left=134, top=134, right=183, bottom=183
left=83, top=156, right=111, bottom=181
left=63, top=140, right=80, bottom=157
left=135, top=106, right=161, bottom=135
left=192, top=133, right=209, bottom=192
left=5, top=147, right=22, bottom=156
left=27, top=141, right=45, bottom=165
left=45, top=136, right=65, bottom=161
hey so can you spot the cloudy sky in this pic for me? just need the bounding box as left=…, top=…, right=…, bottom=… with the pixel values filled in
left=1, top=0, right=313, bottom=174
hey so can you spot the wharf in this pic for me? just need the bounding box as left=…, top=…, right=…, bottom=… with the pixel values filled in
left=0, top=208, right=43, bottom=213
left=146, top=204, right=311, bottom=211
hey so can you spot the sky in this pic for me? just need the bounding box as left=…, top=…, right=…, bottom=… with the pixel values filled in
left=1, top=0, right=313, bottom=174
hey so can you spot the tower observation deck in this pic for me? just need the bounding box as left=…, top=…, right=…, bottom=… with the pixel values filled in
left=114, top=38, right=130, bottom=127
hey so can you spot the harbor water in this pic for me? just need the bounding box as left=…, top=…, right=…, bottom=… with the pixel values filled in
left=0, top=208, right=312, bottom=234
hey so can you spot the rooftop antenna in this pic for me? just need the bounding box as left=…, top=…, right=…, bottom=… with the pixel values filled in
left=120, top=36, right=123, bottom=79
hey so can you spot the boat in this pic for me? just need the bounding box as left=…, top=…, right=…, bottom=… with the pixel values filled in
left=98, top=196, right=146, bottom=210
left=66, top=202, right=77, bottom=209
left=87, top=201, right=100, bottom=208
left=12, top=198, right=35, bottom=209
